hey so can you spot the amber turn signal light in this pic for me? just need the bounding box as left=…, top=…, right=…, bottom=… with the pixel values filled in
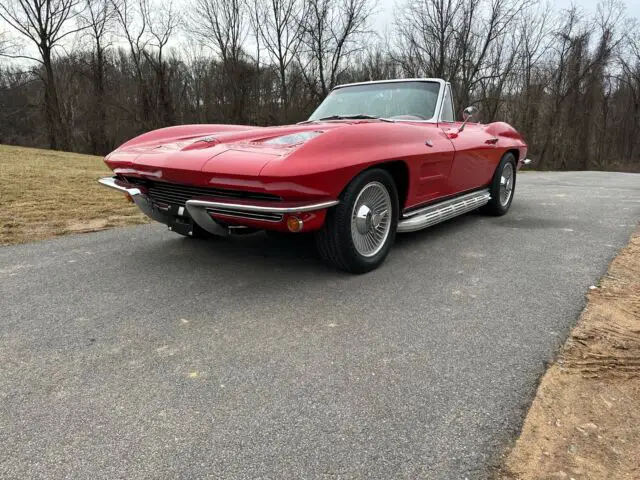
left=286, top=216, right=303, bottom=232
left=124, top=192, right=134, bottom=203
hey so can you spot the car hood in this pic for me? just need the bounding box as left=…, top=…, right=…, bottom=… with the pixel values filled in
left=105, top=122, right=361, bottom=178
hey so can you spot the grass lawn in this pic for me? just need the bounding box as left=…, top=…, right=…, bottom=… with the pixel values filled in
left=0, top=144, right=148, bottom=246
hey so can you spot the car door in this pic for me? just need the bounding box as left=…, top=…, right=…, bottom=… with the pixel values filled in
left=439, top=86, right=499, bottom=194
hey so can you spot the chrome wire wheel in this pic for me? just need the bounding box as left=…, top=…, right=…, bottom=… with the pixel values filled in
left=350, top=181, right=392, bottom=258
left=499, top=162, right=514, bottom=206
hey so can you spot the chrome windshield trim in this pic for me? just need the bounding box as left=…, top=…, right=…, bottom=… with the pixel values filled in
left=333, top=78, right=446, bottom=89
left=186, top=199, right=339, bottom=214
left=308, top=78, right=446, bottom=124
left=98, top=176, right=142, bottom=196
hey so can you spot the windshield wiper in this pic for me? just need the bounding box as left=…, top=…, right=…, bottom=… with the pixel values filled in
left=298, top=114, right=393, bottom=124
left=319, top=114, right=381, bottom=121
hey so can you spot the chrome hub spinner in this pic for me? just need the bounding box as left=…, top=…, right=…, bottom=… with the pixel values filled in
left=355, top=204, right=373, bottom=234
left=350, top=182, right=392, bottom=258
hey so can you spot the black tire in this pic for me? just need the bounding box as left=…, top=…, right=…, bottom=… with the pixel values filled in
left=481, top=152, right=517, bottom=216
left=315, top=168, right=399, bottom=273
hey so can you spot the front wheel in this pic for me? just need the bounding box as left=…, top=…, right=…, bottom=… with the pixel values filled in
left=481, top=152, right=517, bottom=216
left=315, top=168, right=398, bottom=273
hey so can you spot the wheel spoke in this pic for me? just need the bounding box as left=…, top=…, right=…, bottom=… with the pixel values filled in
left=350, top=181, right=393, bottom=258
left=499, top=163, right=514, bottom=206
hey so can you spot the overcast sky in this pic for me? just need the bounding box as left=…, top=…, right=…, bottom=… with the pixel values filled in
left=372, top=0, right=640, bottom=32
left=2, top=0, right=640, bottom=61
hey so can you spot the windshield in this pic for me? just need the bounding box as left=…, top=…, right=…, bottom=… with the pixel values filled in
left=308, top=81, right=441, bottom=121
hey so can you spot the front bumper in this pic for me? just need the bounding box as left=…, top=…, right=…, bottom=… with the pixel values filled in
left=518, top=158, right=532, bottom=169
left=98, top=176, right=338, bottom=236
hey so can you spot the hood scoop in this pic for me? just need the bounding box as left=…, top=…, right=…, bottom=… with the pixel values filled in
left=180, top=136, right=220, bottom=151
left=260, top=131, right=323, bottom=145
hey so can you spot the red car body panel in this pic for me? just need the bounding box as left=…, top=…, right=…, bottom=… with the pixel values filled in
left=106, top=121, right=526, bottom=195
left=104, top=113, right=527, bottom=233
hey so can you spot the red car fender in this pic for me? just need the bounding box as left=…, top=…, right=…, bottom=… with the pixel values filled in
left=259, top=121, right=455, bottom=205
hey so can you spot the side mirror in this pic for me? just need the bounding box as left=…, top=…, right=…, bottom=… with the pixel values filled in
left=459, top=105, right=479, bottom=132
left=462, top=105, right=479, bottom=122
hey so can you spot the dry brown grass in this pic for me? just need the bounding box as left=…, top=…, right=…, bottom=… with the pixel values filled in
left=498, top=227, right=640, bottom=480
left=0, top=144, right=148, bottom=246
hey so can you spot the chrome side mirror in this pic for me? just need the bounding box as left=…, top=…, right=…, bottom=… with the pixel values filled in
left=459, top=105, right=479, bottom=132
left=462, top=105, right=478, bottom=122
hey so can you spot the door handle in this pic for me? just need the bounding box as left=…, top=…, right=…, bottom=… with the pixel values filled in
left=485, top=137, right=499, bottom=145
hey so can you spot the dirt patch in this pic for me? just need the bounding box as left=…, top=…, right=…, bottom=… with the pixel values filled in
left=0, top=144, right=148, bottom=246
left=497, top=228, right=640, bottom=480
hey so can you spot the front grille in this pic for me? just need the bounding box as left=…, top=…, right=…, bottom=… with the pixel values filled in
left=122, top=177, right=281, bottom=207
left=206, top=207, right=283, bottom=222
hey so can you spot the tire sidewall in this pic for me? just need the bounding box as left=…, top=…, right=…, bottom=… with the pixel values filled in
left=491, top=153, right=517, bottom=215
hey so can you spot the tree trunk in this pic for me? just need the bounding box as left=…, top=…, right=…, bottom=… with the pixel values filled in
left=42, top=46, right=69, bottom=151
left=91, top=43, right=109, bottom=155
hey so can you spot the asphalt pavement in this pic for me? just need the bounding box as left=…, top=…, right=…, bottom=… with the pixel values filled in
left=1, top=171, right=638, bottom=479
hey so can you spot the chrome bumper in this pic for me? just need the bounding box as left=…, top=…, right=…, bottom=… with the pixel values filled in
left=98, top=176, right=142, bottom=196
left=186, top=198, right=338, bottom=216
left=98, top=176, right=338, bottom=236
left=98, top=176, right=171, bottom=226
left=519, top=158, right=532, bottom=167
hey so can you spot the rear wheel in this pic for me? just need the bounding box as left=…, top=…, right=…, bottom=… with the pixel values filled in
left=315, top=168, right=398, bottom=273
left=482, top=152, right=517, bottom=216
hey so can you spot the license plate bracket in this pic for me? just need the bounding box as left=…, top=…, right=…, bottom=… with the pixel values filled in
left=168, top=215, right=194, bottom=236
left=162, top=204, right=194, bottom=236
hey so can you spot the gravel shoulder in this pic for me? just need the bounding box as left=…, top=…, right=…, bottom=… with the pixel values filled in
left=498, top=227, right=640, bottom=480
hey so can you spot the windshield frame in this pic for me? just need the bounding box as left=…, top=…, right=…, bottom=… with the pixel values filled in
left=307, top=78, right=447, bottom=124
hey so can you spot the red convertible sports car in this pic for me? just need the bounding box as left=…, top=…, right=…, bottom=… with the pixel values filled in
left=99, top=78, right=529, bottom=273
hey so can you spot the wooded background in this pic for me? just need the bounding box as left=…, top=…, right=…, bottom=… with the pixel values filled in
left=1, top=0, right=639, bottom=171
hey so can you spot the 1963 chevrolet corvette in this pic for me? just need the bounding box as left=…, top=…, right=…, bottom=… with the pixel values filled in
left=99, top=78, right=529, bottom=273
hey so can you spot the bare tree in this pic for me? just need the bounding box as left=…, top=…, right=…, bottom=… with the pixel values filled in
left=80, top=0, right=115, bottom=153
left=509, top=3, right=554, bottom=141
left=0, top=30, right=12, bottom=56
left=251, top=0, right=304, bottom=119
left=189, top=0, right=251, bottom=122
left=0, top=0, right=85, bottom=149
left=393, top=0, right=464, bottom=79
left=618, top=25, right=640, bottom=165
left=395, top=0, right=531, bottom=110
left=301, top=0, right=374, bottom=98
left=190, top=0, right=247, bottom=64
left=142, top=0, right=181, bottom=126
left=111, top=0, right=146, bottom=78
left=534, top=7, right=590, bottom=169
left=111, top=0, right=181, bottom=129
